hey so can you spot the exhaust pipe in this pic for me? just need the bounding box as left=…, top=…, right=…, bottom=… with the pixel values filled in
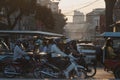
left=40, top=71, right=58, bottom=78
left=4, top=71, right=21, bottom=75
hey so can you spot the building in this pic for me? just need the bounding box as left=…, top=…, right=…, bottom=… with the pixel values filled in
left=73, top=10, right=84, bottom=23
left=37, top=0, right=51, bottom=7
left=86, top=8, right=105, bottom=37
left=64, top=10, right=89, bottom=40
left=113, top=0, right=120, bottom=32
left=37, top=0, right=60, bottom=13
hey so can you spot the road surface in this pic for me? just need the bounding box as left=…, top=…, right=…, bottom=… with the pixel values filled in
left=0, top=64, right=115, bottom=79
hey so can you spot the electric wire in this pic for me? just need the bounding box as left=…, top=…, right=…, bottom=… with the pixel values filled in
left=63, top=0, right=101, bottom=15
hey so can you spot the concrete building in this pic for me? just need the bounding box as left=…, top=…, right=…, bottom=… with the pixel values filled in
left=86, top=8, right=105, bottom=38
left=113, top=0, right=120, bottom=32
left=113, top=0, right=120, bottom=22
left=37, top=0, right=60, bottom=13
left=37, top=0, right=51, bottom=7
left=73, top=10, right=84, bottom=23
left=64, top=10, right=89, bottom=40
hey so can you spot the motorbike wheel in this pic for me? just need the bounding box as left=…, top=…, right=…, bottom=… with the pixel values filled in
left=86, top=63, right=96, bottom=77
left=3, top=64, right=16, bottom=78
left=33, top=67, right=42, bottom=79
left=71, top=68, right=87, bottom=79
left=33, top=66, right=55, bottom=79
left=114, top=67, right=120, bottom=79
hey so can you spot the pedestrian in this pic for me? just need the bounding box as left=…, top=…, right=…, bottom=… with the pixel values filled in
left=105, top=37, right=116, bottom=59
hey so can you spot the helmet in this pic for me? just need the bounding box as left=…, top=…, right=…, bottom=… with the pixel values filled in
left=35, top=39, right=43, bottom=46
left=22, top=40, right=29, bottom=48
left=54, top=38, right=64, bottom=44
left=15, top=40, right=22, bottom=45
left=106, top=37, right=113, bottom=46
left=65, top=38, right=71, bottom=44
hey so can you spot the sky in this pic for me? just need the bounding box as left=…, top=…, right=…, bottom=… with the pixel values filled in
left=59, top=0, right=105, bottom=15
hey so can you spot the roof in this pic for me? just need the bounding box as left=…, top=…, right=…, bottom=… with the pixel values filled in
left=100, top=32, right=120, bottom=37
left=0, top=30, right=64, bottom=37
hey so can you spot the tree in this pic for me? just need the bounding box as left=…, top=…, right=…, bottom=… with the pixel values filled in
left=35, top=5, right=67, bottom=33
left=104, top=0, right=116, bottom=31
left=35, top=5, right=55, bottom=30
left=0, top=0, right=36, bottom=30
left=53, top=13, right=67, bottom=33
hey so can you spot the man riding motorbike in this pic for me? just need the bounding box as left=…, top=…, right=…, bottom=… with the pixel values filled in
left=47, top=38, right=84, bottom=78
left=13, top=40, right=30, bottom=71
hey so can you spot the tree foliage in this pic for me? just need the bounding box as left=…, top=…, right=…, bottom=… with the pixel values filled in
left=35, top=5, right=55, bottom=29
left=35, top=5, right=66, bottom=32
left=0, top=0, right=66, bottom=32
left=0, top=0, right=36, bottom=30
left=53, top=13, right=67, bottom=33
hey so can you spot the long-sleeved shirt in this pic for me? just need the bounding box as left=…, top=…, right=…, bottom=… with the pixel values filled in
left=50, top=44, right=67, bottom=57
left=13, top=45, right=27, bottom=60
left=107, top=46, right=116, bottom=58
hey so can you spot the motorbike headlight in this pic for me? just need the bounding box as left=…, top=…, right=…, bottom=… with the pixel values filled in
left=39, top=52, right=47, bottom=55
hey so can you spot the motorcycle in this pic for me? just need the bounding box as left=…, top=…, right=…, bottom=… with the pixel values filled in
left=3, top=54, right=41, bottom=78
left=33, top=53, right=87, bottom=79
left=65, top=41, right=97, bottom=77
left=78, top=54, right=97, bottom=77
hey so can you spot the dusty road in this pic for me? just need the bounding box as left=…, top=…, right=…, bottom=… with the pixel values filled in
left=0, top=69, right=115, bottom=80
left=0, top=65, right=115, bottom=79
left=93, top=67, right=114, bottom=79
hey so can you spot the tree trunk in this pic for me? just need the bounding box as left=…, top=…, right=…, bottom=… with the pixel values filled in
left=104, top=0, right=116, bottom=32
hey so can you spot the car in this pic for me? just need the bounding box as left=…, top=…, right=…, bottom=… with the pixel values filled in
left=77, top=41, right=96, bottom=64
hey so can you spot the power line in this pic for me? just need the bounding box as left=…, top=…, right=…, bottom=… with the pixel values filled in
left=63, top=0, right=101, bottom=14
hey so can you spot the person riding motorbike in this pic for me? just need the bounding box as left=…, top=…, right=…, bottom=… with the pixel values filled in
left=13, top=40, right=30, bottom=71
left=48, top=38, right=85, bottom=78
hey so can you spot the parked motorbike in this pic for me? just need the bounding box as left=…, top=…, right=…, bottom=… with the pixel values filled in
left=3, top=54, right=41, bottom=78
left=33, top=53, right=87, bottom=79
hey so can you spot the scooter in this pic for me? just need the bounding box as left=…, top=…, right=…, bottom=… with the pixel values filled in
left=3, top=54, right=41, bottom=78
left=33, top=53, right=87, bottom=79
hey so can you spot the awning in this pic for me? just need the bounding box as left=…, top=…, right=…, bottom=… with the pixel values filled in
left=100, top=32, right=120, bottom=37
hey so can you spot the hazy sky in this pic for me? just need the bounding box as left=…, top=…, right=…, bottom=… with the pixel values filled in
left=59, top=0, right=105, bottom=15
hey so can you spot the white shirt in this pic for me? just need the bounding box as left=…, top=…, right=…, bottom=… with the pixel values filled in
left=50, top=44, right=67, bottom=57
left=13, top=45, right=26, bottom=60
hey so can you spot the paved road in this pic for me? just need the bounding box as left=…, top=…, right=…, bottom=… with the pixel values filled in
left=0, top=65, right=115, bottom=80
left=93, top=68, right=114, bottom=79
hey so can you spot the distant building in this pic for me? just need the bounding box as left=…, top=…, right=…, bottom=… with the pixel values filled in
left=64, top=10, right=89, bottom=40
left=37, top=0, right=51, bottom=7
left=73, top=10, right=84, bottom=23
left=113, top=0, right=120, bottom=32
left=37, top=0, right=60, bottom=13
left=86, top=8, right=105, bottom=36
left=113, top=0, right=120, bottom=22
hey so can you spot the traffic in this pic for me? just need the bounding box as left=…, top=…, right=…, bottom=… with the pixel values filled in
left=0, top=30, right=119, bottom=79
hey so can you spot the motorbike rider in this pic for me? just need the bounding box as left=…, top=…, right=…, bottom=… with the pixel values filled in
left=13, top=40, right=30, bottom=71
left=48, top=38, right=83, bottom=78
left=33, top=37, right=43, bottom=62
left=48, top=38, right=67, bottom=57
